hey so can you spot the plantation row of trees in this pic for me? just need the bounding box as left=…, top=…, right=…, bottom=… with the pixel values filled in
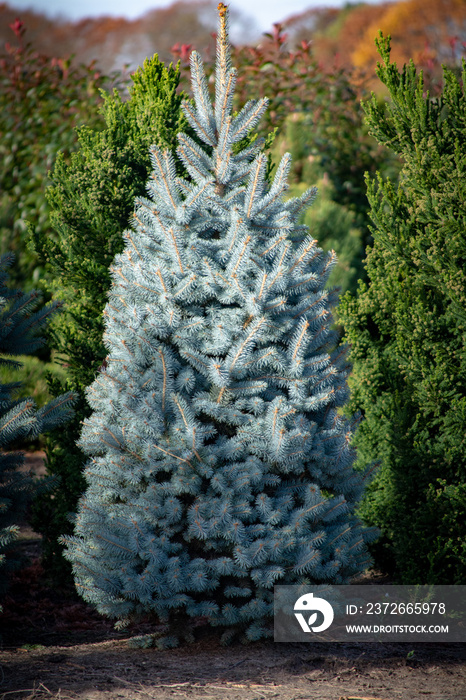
left=0, top=3, right=465, bottom=642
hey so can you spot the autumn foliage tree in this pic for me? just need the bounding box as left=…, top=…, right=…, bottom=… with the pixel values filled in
left=351, top=0, right=466, bottom=81
left=285, top=3, right=389, bottom=71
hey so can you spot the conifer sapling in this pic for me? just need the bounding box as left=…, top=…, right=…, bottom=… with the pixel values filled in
left=63, top=4, right=376, bottom=644
left=0, top=253, right=75, bottom=600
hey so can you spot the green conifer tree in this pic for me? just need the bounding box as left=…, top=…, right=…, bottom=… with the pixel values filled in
left=0, top=253, right=75, bottom=603
left=339, top=36, right=466, bottom=584
left=30, top=55, right=189, bottom=579
left=63, top=5, right=376, bottom=645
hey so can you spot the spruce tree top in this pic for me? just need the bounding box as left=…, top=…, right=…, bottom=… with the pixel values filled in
left=64, top=4, right=376, bottom=645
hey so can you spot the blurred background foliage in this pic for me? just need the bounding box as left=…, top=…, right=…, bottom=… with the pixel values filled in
left=0, top=18, right=123, bottom=294
left=1, top=0, right=463, bottom=430
left=1, top=0, right=463, bottom=82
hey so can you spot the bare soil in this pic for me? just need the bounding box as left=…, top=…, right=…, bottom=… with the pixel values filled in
left=1, top=453, right=465, bottom=700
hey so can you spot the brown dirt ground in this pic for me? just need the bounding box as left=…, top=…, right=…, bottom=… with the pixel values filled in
left=1, top=453, right=465, bottom=700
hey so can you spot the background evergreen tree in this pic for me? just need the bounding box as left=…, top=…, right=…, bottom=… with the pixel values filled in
left=30, top=55, right=189, bottom=581
left=0, top=253, right=75, bottom=605
left=63, top=5, right=376, bottom=646
left=272, top=111, right=401, bottom=297
left=339, top=35, right=466, bottom=584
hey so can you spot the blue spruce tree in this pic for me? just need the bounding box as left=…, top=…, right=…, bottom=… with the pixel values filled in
left=0, top=253, right=75, bottom=601
left=63, top=4, right=376, bottom=644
